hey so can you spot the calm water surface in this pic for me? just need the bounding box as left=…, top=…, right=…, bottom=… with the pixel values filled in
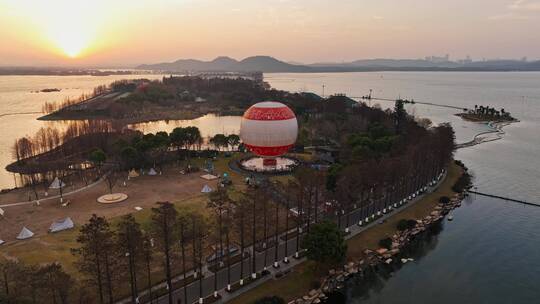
left=0, top=74, right=167, bottom=189
left=267, top=72, right=540, bottom=304
left=1, top=72, right=539, bottom=303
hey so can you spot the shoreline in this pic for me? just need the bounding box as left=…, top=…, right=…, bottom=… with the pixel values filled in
left=227, top=161, right=465, bottom=304
left=456, top=119, right=518, bottom=149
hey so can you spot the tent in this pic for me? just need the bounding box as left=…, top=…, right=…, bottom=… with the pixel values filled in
left=201, top=184, right=213, bottom=193
left=0, top=207, right=4, bottom=217
left=147, top=168, right=157, bottom=176
left=128, top=169, right=139, bottom=178
left=49, top=177, right=65, bottom=189
left=0, top=239, right=5, bottom=246
left=16, top=227, right=34, bottom=240
left=200, top=174, right=218, bottom=180
left=49, top=217, right=74, bottom=233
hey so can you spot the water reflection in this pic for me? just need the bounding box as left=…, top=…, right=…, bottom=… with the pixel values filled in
left=128, top=114, right=241, bottom=139
left=346, top=222, right=444, bottom=303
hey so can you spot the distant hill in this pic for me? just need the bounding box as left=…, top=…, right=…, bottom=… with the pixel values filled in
left=137, top=56, right=540, bottom=73
left=137, top=56, right=312, bottom=73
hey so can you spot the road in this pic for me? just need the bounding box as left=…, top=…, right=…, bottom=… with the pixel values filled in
left=133, top=173, right=444, bottom=304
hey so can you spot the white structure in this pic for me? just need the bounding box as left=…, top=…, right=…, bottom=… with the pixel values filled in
left=49, top=177, right=65, bottom=189
left=128, top=169, right=139, bottom=178
left=239, top=101, right=298, bottom=165
left=49, top=217, right=75, bottom=233
left=17, top=227, right=34, bottom=240
left=201, top=184, right=213, bottom=193
left=147, top=168, right=158, bottom=176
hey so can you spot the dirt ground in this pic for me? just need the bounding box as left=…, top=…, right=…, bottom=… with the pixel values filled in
left=0, top=165, right=219, bottom=242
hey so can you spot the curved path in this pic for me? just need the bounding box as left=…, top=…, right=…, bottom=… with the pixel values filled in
left=0, top=174, right=107, bottom=208
left=456, top=121, right=516, bottom=149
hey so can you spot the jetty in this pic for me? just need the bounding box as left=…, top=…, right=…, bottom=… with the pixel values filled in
left=469, top=191, right=539, bottom=207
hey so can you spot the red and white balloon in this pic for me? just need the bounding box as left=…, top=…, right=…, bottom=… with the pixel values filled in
left=240, top=101, right=298, bottom=159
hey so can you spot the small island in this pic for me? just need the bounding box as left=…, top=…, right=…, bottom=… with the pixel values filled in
left=457, top=105, right=516, bottom=122
left=39, top=75, right=271, bottom=124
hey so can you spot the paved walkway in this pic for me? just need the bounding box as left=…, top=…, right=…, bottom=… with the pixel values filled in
left=0, top=174, right=107, bottom=208
left=122, top=171, right=447, bottom=304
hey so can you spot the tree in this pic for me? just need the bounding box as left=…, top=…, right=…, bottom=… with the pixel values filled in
left=37, top=263, right=74, bottom=304
left=89, top=148, right=107, bottom=173
left=120, top=146, right=139, bottom=170
left=394, top=99, right=407, bottom=134
left=72, top=214, right=117, bottom=304
left=116, top=215, right=144, bottom=304
left=227, top=134, right=240, bottom=151
left=302, top=221, right=346, bottom=266
left=141, top=233, right=154, bottom=304
left=105, top=166, right=119, bottom=194
left=170, top=127, right=187, bottom=159
left=150, top=202, right=178, bottom=304
left=209, top=134, right=228, bottom=151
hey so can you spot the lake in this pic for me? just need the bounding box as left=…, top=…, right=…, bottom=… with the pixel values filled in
left=1, top=72, right=539, bottom=303
left=266, top=72, right=540, bottom=304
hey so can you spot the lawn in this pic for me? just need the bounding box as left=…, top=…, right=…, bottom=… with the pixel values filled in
left=1, top=193, right=211, bottom=277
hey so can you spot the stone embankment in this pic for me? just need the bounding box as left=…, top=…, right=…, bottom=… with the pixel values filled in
left=289, top=192, right=467, bottom=304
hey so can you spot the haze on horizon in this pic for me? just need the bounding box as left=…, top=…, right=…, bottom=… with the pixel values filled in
left=1, top=0, right=539, bottom=67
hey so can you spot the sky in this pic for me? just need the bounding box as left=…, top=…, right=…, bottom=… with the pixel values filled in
left=0, top=0, right=539, bottom=67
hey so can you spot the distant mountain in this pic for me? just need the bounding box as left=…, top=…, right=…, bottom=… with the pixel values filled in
left=137, top=56, right=540, bottom=73
left=137, top=56, right=312, bottom=73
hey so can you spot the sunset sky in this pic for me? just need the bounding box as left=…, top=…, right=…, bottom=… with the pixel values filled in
left=1, top=0, right=539, bottom=67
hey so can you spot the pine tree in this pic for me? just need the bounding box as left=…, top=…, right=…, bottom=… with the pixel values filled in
left=150, top=202, right=178, bottom=304
left=117, top=214, right=144, bottom=304
left=72, top=214, right=117, bottom=304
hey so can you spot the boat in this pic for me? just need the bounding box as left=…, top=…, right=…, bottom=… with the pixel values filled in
left=448, top=215, right=454, bottom=221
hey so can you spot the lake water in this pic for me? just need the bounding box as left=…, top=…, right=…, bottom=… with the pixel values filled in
left=1, top=72, right=539, bottom=303
left=267, top=72, right=540, bottom=304
left=0, top=74, right=168, bottom=190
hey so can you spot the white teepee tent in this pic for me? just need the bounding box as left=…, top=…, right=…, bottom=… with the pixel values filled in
left=147, top=168, right=157, bottom=176
left=201, top=184, right=213, bottom=193
left=17, top=227, right=34, bottom=240
left=128, top=169, right=140, bottom=178
left=49, top=177, right=66, bottom=189
left=49, top=217, right=75, bottom=233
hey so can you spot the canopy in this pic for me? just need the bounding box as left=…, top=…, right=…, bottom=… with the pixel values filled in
left=201, top=184, right=213, bottom=193
left=200, top=174, right=218, bottom=180
left=49, top=177, right=66, bottom=189
left=17, top=227, right=34, bottom=240
left=128, top=169, right=139, bottom=178
left=147, top=168, right=157, bottom=176
left=49, top=217, right=74, bottom=233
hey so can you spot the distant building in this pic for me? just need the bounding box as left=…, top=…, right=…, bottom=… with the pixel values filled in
left=425, top=54, right=450, bottom=63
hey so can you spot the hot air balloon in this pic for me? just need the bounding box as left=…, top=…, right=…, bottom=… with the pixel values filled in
left=240, top=101, right=298, bottom=166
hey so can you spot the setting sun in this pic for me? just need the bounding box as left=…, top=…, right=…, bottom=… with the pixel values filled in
left=3, top=0, right=106, bottom=59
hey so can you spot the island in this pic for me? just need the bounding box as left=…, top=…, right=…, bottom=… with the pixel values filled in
left=456, top=105, right=517, bottom=122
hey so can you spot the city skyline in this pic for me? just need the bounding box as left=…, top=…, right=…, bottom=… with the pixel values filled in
left=1, top=0, right=539, bottom=66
